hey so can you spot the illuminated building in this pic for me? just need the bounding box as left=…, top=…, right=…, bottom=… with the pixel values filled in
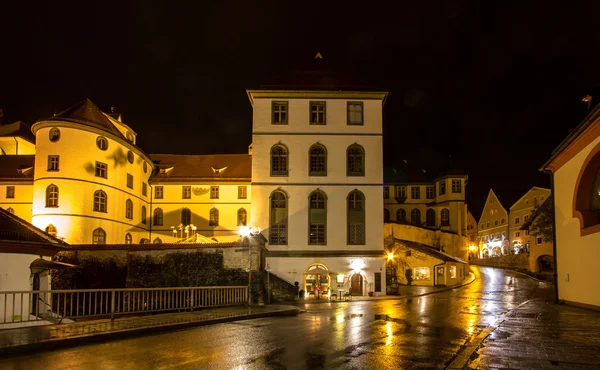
left=477, top=189, right=510, bottom=257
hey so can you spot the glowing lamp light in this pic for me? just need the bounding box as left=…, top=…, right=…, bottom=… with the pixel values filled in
left=337, top=274, right=345, bottom=283
left=239, top=226, right=250, bottom=237
left=350, top=259, right=366, bottom=271
left=387, top=252, right=394, bottom=260
left=468, top=245, right=477, bottom=251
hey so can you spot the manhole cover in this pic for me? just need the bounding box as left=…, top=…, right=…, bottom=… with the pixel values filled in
left=507, top=311, right=540, bottom=319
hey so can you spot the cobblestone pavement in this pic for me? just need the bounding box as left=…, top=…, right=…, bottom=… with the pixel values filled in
left=466, top=298, right=600, bottom=369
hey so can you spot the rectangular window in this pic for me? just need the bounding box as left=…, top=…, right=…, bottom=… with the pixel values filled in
left=349, top=223, right=365, bottom=244
left=524, top=215, right=529, bottom=222
left=142, top=182, right=147, bottom=196
left=383, top=186, right=390, bottom=199
left=439, top=180, right=446, bottom=195
left=396, top=186, right=406, bottom=198
left=95, top=162, right=108, bottom=178
left=127, top=174, right=133, bottom=189
left=309, top=101, right=326, bottom=125
left=47, top=155, right=59, bottom=171
left=272, top=101, right=288, bottom=124
left=347, top=102, right=363, bottom=125
left=514, top=217, right=520, bottom=224
left=480, top=223, right=484, bottom=229
left=6, top=186, right=15, bottom=199
left=210, top=186, right=219, bottom=199
left=426, top=186, right=434, bottom=199
left=411, top=186, right=420, bottom=199
left=414, top=267, right=431, bottom=281
left=486, top=222, right=490, bottom=227
left=525, top=230, right=530, bottom=236
left=515, top=231, right=520, bottom=237
left=494, top=219, right=498, bottom=226
left=155, top=186, right=163, bottom=199
left=374, top=272, right=382, bottom=292
left=501, top=217, right=505, bottom=224
left=309, top=224, right=326, bottom=244
left=182, top=186, right=191, bottom=199
left=536, top=236, right=543, bottom=245
left=238, top=186, right=247, bottom=199
left=450, top=266, right=457, bottom=279
left=452, top=180, right=461, bottom=193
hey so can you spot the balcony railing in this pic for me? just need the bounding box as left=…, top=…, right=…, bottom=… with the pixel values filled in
left=0, top=286, right=248, bottom=324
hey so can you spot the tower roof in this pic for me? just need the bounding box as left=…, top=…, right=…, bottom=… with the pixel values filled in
left=46, top=98, right=126, bottom=139
left=0, top=121, right=36, bottom=143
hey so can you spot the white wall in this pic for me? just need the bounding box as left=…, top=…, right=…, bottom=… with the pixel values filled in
left=554, top=135, right=600, bottom=307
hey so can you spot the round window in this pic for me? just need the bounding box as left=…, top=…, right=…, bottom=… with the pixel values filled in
left=49, top=128, right=61, bottom=142
left=127, top=150, right=134, bottom=164
left=143, top=162, right=147, bottom=173
left=96, top=136, right=108, bottom=150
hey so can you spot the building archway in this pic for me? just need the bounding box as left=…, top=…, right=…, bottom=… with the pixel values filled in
left=536, top=255, right=554, bottom=272
left=304, top=264, right=330, bottom=298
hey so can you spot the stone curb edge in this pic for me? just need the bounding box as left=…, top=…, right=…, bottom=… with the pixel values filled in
left=0, top=308, right=301, bottom=357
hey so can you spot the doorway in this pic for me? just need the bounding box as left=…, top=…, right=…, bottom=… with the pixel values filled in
left=31, top=273, right=40, bottom=315
left=351, top=273, right=363, bottom=296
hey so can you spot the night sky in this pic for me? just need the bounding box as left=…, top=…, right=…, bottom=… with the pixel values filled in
left=3, top=1, right=600, bottom=218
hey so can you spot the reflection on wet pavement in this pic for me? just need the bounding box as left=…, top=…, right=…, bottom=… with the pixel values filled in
left=0, top=266, right=545, bottom=369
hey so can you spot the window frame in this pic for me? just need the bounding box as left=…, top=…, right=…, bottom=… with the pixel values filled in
left=452, top=179, right=462, bottom=193
left=96, top=136, right=109, bottom=151
left=47, top=155, right=60, bottom=171
left=308, top=190, right=327, bottom=245
left=46, top=184, right=59, bottom=207
left=141, top=205, right=147, bottom=224
left=209, top=208, right=219, bottom=227
left=6, top=186, right=15, bottom=199
left=309, top=101, right=326, bottom=125
left=210, top=186, right=219, bottom=199
left=347, top=144, right=365, bottom=177
left=49, top=127, right=61, bottom=142
left=271, top=101, right=288, bottom=125
left=142, top=182, right=147, bottom=196
left=237, top=208, right=247, bottom=226
left=153, top=208, right=163, bottom=226
left=238, top=186, right=247, bottom=199
left=181, top=208, right=191, bottom=225
left=441, top=208, right=450, bottom=226
left=426, top=186, right=435, bottom=199
left=270, top=144, right=289, bottom=177
left=93, top=190, right=107, bottom=213
left=347, top=101, right=364, bottom=125
left=125, top=199, right=133, bottom=219
left=92, top=228, right=106, bottom=244
left=95, top=161, right=108, bottom=179
left=155, top=186, right=164, bottom=199
left=182, top=186, right=191, bottom=199
left=411, top=186, right=420, bottom=200
left=347, top=190, right=366, bottom=245
left=439, top=180, right=446, bottom=195
left=308, top=144, right=327, bottom=176
left=127, top=174, right=133, bottom=189
left=270, top=190, right=288, bottom=245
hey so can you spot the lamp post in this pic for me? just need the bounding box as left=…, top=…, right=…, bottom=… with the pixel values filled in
left=240, top=226, right=261, bottom=306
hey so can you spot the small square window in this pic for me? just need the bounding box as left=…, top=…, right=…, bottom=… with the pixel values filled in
left=47, top=155, right=59, bottom=171
left=411, top=186, right=420, bottom=199
left=426, top=186, right=435, bottom=199
left=182, top=186, right=191, bottom=199
left=127, top=174, right=133, bottom=189
left=6, top=186, right=15, bottom=199
left=272, top=101, right=288, bottom=124
left=155, top=186, right=163, bottom=199
left=383, top=187, right=390, bottom=199
left=309, top=101, right=326, bottom=125
left=95, top=162, right=108, bottom=179
left=210, top=186, right=219, bottom=199
left=536, top=236, right=543, bottom=245
left=347, top=102, right=363, bottom=125
left=452, top=180, right=461, bottom=193
left=238, top=186, right=247, bottom=199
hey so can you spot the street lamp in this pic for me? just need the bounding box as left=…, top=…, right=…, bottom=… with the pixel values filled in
left=239, top=226, right=261, bottom=306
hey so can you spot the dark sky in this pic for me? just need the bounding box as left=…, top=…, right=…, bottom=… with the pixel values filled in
left=3, top=1, right=600, bottom=218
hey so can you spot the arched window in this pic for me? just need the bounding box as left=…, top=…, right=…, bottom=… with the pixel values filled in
left=441, top=208, right=450, bottom=226
left=153, top=237, right=162, bottom=244
left=209, top=208, right=219, bottom=227
left=125, top=233, right=132, bottom=244
left=49, top=127, right=60, bottom=142
left=141, top=206, right=147, bottom=224
left=125, top=199, right=133, bottom=219
left=271, top=144, right=289, bottom=176
left=92, top=228, right=106, bottom=244
left=309, top=144, right=327, bottom=176
left=45, top=224, right=57, bottom=237
left=347, top=144, right=365, bottom=176
left=237, top=208, right=247, bottom=226
left=347, top=190, right=365, bottom=244
left=153, top=208, right=163, bottom=226
left=181, top=208, right=191, bottom=225
left=6, top=207, right=14, bottom=214
left=46, top=184, right=59, bottom=207
left=270, top=190, right=288, bottom=245
left=384, top=208, right=391, bottom=222
left=411, top=208, right=421, bottom=225
left=396, top=209, right=406, bottom=223
left=426, top=209, right=436, bottom=227
left=309, top=190, right=327, bottom=245
left=573, top=143, right=600, bottom=234
left=96, top=136, right=108, bottom=150
left=94, top=190, right=107, bottom=212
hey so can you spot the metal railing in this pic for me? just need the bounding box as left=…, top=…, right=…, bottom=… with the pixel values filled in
left=0, top=286, right=248, bottom=324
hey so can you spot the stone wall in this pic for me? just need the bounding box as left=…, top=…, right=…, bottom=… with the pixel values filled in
left=469, top=253, right=530, bottom=270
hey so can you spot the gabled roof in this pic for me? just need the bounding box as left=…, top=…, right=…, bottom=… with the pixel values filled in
left=0, top=208, right=69, bottom=256
left=0, top=155, right=35, bottom=181
left=384, top=160, right=432, bottom=184
left=395, top=238, right=466, bottom=263
left=260, top=53, right=381, bottom=91
left=509, top=186, right=551, bottom=210
left=46, top=98, right=126, bottom=140
left=490, top=188, right=523, bottom=212
left=150, top=154, right=252, bottom=182
left=0, top=121, right=35, bottom=143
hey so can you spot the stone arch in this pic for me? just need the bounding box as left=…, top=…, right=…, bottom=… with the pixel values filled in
left=536, top=255, right=554, bottom=273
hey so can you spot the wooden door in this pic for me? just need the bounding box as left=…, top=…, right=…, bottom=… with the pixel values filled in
left=351, top=273, right=363, bottom=296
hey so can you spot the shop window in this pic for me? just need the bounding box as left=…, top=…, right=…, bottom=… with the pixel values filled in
left=414, top=267, right=431, bottom=281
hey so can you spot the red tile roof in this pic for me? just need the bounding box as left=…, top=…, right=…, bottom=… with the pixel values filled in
left=150, top=154, right=251, bottom=182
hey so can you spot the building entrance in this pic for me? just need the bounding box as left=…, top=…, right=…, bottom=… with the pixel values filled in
left=351, top=273, right=363, bottom=296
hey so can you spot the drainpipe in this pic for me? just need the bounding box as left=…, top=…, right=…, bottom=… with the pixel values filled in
left=546, top=170, right=559, bottom=304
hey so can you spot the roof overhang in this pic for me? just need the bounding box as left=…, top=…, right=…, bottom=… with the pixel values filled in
left=30, top=258, right=77, bottom=274
left=246, top=90, right=389, bottom=107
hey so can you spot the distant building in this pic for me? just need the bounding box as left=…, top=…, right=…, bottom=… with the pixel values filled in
left=466, top=210, right=478, bottom=259
left=477, top=189, right=510, bottom=257
left=542, top=100, right=600, bottom=310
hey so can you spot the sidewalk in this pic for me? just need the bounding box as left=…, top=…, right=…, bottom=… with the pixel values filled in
left=0, top=305, right=300, bottom=356
left=449, top=298, right=600, bottom=369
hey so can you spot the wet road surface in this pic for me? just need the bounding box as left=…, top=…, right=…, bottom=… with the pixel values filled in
left=0, top=266, right=551, bottom=369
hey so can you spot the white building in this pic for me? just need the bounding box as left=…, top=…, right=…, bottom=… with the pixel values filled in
left=247, top=54, right=388, bottom=297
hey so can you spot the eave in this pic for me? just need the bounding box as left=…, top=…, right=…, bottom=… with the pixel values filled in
left=246, top=90, right=389, bottom=107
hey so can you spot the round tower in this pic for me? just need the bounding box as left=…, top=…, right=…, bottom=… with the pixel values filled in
left=31, top=99, right=154, bottom=244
